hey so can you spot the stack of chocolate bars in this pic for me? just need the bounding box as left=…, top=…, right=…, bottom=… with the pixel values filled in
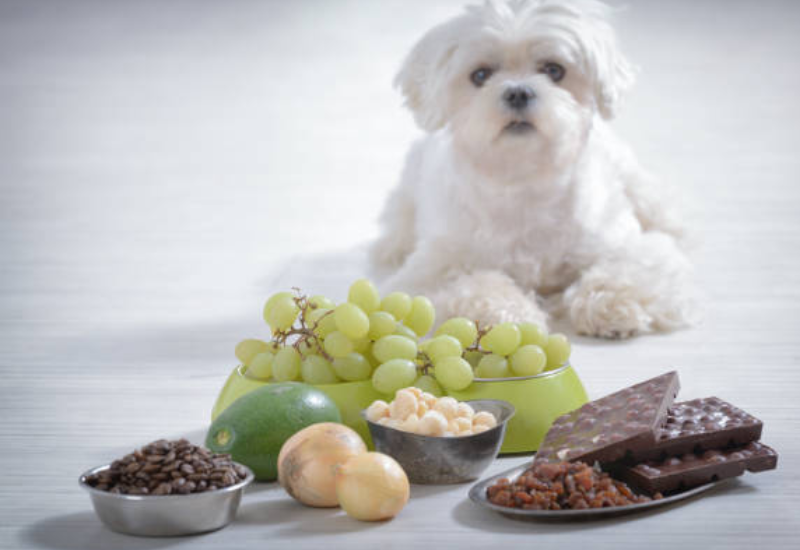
left=534, top=371, right=778, bottom=494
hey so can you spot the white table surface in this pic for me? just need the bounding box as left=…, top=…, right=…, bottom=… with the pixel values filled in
left=2, top=1, right=799, bottom=548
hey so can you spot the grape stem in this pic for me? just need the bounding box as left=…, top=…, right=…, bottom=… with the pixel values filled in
left=417, top=351, right=433, bottom=376
left=465, top=320, right=491, bottom=355
left=270, top=292, right=335, bottom=362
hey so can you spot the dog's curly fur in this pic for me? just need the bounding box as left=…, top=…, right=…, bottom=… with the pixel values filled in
left=369, top=0, right=696, bottom=338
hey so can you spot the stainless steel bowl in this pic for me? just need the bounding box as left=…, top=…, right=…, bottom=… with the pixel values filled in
left=364, top=399, right=515, bottom=484
left=79, top=463, right=254, bottom=536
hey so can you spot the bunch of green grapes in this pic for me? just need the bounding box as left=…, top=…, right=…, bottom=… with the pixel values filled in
left=415, top=319, right=571, bottom=392
left=234, top=278, right=572, bottom=396
left=444, top=320, right=572, bottom=380
left=234, top=279, right=437, bottom=395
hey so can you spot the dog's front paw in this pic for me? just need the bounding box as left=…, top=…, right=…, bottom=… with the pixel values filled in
left=447, top=296, right=548, bottom=328
left=565, top=280, right=653, bottom=339
left=433, top=271, right=548, bottom=330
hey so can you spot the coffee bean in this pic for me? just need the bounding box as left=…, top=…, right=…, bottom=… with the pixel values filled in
left=153, top=483, right=172, bottom=495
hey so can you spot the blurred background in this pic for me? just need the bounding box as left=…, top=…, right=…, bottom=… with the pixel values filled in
left=1, top=0, right=799, bottom=436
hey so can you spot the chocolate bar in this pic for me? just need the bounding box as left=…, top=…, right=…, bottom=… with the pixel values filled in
left=617, top=441, right=778, bottom=494
left=628, top=397, right=763, bottom=463
left=535, top=371, right=680, bottom=464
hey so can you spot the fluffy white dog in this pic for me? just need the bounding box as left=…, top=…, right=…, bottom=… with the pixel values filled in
left=369, top=0, right=695, bottom=338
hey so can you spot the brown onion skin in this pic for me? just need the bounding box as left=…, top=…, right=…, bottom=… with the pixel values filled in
left=278, top=422, right=367, bottom=507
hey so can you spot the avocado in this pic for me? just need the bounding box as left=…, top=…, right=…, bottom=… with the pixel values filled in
left=206, top=382, right=341, bottom=481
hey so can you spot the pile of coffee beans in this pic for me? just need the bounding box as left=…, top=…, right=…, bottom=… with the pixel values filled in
left=84, top=438, right=249, bottom=495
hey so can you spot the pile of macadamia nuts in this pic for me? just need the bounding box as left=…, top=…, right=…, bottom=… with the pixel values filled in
left=365, top=388, right=497, bottom=437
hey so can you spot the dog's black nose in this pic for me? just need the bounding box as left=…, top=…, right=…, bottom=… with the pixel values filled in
left=503, top=86, right=535, bottom=110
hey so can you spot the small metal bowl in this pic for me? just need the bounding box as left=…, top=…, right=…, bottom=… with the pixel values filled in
left=364, top=399, right=515, bottom=484
left=79, top=463, right=254, bottom=537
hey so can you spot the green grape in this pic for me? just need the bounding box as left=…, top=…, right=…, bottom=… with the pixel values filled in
left=332, top=352, right=372, bottom=382
left=266, top=295, right=299, bottom=332
left=266, top=340, right=282, bottom=353
left=246, top=351, right=274, bottom=380
left=380, top=291, right=412, bottom=321
left=348, top=278, right=380, bottom=314
left=544, top=333, right=571, bottom=370
left=262, top=291, right=293, bottom=324
left=510, top=345, right=547, bottom=376
left=307, top=307, right=337, bottom=338
left=480, top=322, right=521, bottom=356
left=475, top=354, right=510, bottom=379
left=405, top=296, right=436, bottom=336
left=423, top=335, right=463, bottom=364
left=297, top=338, right=317, bottom=357
left=272, top=347, right=301, bottom=381
left=433, top=356, right=474, bottom=391
left=464, top=350, right=484, bottom=368
left=367, top=311, right=396, bottom=341
left=334, top=303, right=370, bottom=339
left=373, top=335, right=418, bottom=363
left=371, top=359, right=417, bottom=395
left=518, top=322, right=548, bottom=347
left=435, top=317, right=478, bottom=348
left=308, top=295, right=335, bottom=310
left=235, top=338, right=269, bottom=366
left=364, top=342, right=381, bottom=367
left=394, top=323, right=418, bottom=340
left=352, top=336, right=371, bottom=354
left=301, top=354, right=339, bottom=384
left=324, top=331, right=354, bottom=358
left=413, top=374, right=444, bottom=397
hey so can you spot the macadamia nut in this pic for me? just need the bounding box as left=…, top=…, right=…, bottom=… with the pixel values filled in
left=419, top=410, right=448, bottom=436
left=367, top=391, right=498, bottom=437
left=390, top=390, right=418, bottom=420
left=457, top=402, right=475, bottom=419
left=473, top=411, right=497, bottom=429
left=433, top=397, right=459, bottom=420
left=366, top=400, right=390, bottom=422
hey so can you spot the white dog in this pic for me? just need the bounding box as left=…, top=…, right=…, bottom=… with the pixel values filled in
left=369, top=0, right=695, bottom=338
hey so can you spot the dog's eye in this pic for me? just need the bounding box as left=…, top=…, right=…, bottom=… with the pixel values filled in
left=541, top=62, right=565, bottom=82
left=470, top=67, right=493, bottom=87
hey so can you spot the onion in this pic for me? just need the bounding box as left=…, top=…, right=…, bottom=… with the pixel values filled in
left=335, top=452, right=410, bottom=521
left=278, top=422, right=367, bottom=507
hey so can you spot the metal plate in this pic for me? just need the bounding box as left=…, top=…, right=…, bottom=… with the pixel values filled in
left=468, top=464, right=725, bottom=520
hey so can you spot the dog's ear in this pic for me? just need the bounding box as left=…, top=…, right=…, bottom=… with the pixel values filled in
left=394, top=18, right=463, bottom=132
left=584, top=9, right=636, bottom=119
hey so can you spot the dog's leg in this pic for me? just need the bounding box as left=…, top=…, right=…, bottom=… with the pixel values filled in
left=379, top=238, right=548, bottom=329
left=433, top=270, right=549, bottom=329
left=564, top=232, right=698, bottom=339
left=368, top=183, right=417, bottom=281
left=368, top=144, right=425, bottom=281
left=622, top=163, right=688, bottom=247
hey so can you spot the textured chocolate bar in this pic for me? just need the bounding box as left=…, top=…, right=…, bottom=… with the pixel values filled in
left=535, top=371, right=680, bottom=464
left=618, top=441, right=778, bottom=494
left=628, top=397, right=763, bottom=463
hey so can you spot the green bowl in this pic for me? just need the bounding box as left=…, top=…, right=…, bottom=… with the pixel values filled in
left=446, top=364, right=588, bottom=454
left=211, top=365, right=386, bottom=448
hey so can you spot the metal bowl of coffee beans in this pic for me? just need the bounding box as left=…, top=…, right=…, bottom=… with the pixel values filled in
left=79, top=438, right=254, bottom=537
